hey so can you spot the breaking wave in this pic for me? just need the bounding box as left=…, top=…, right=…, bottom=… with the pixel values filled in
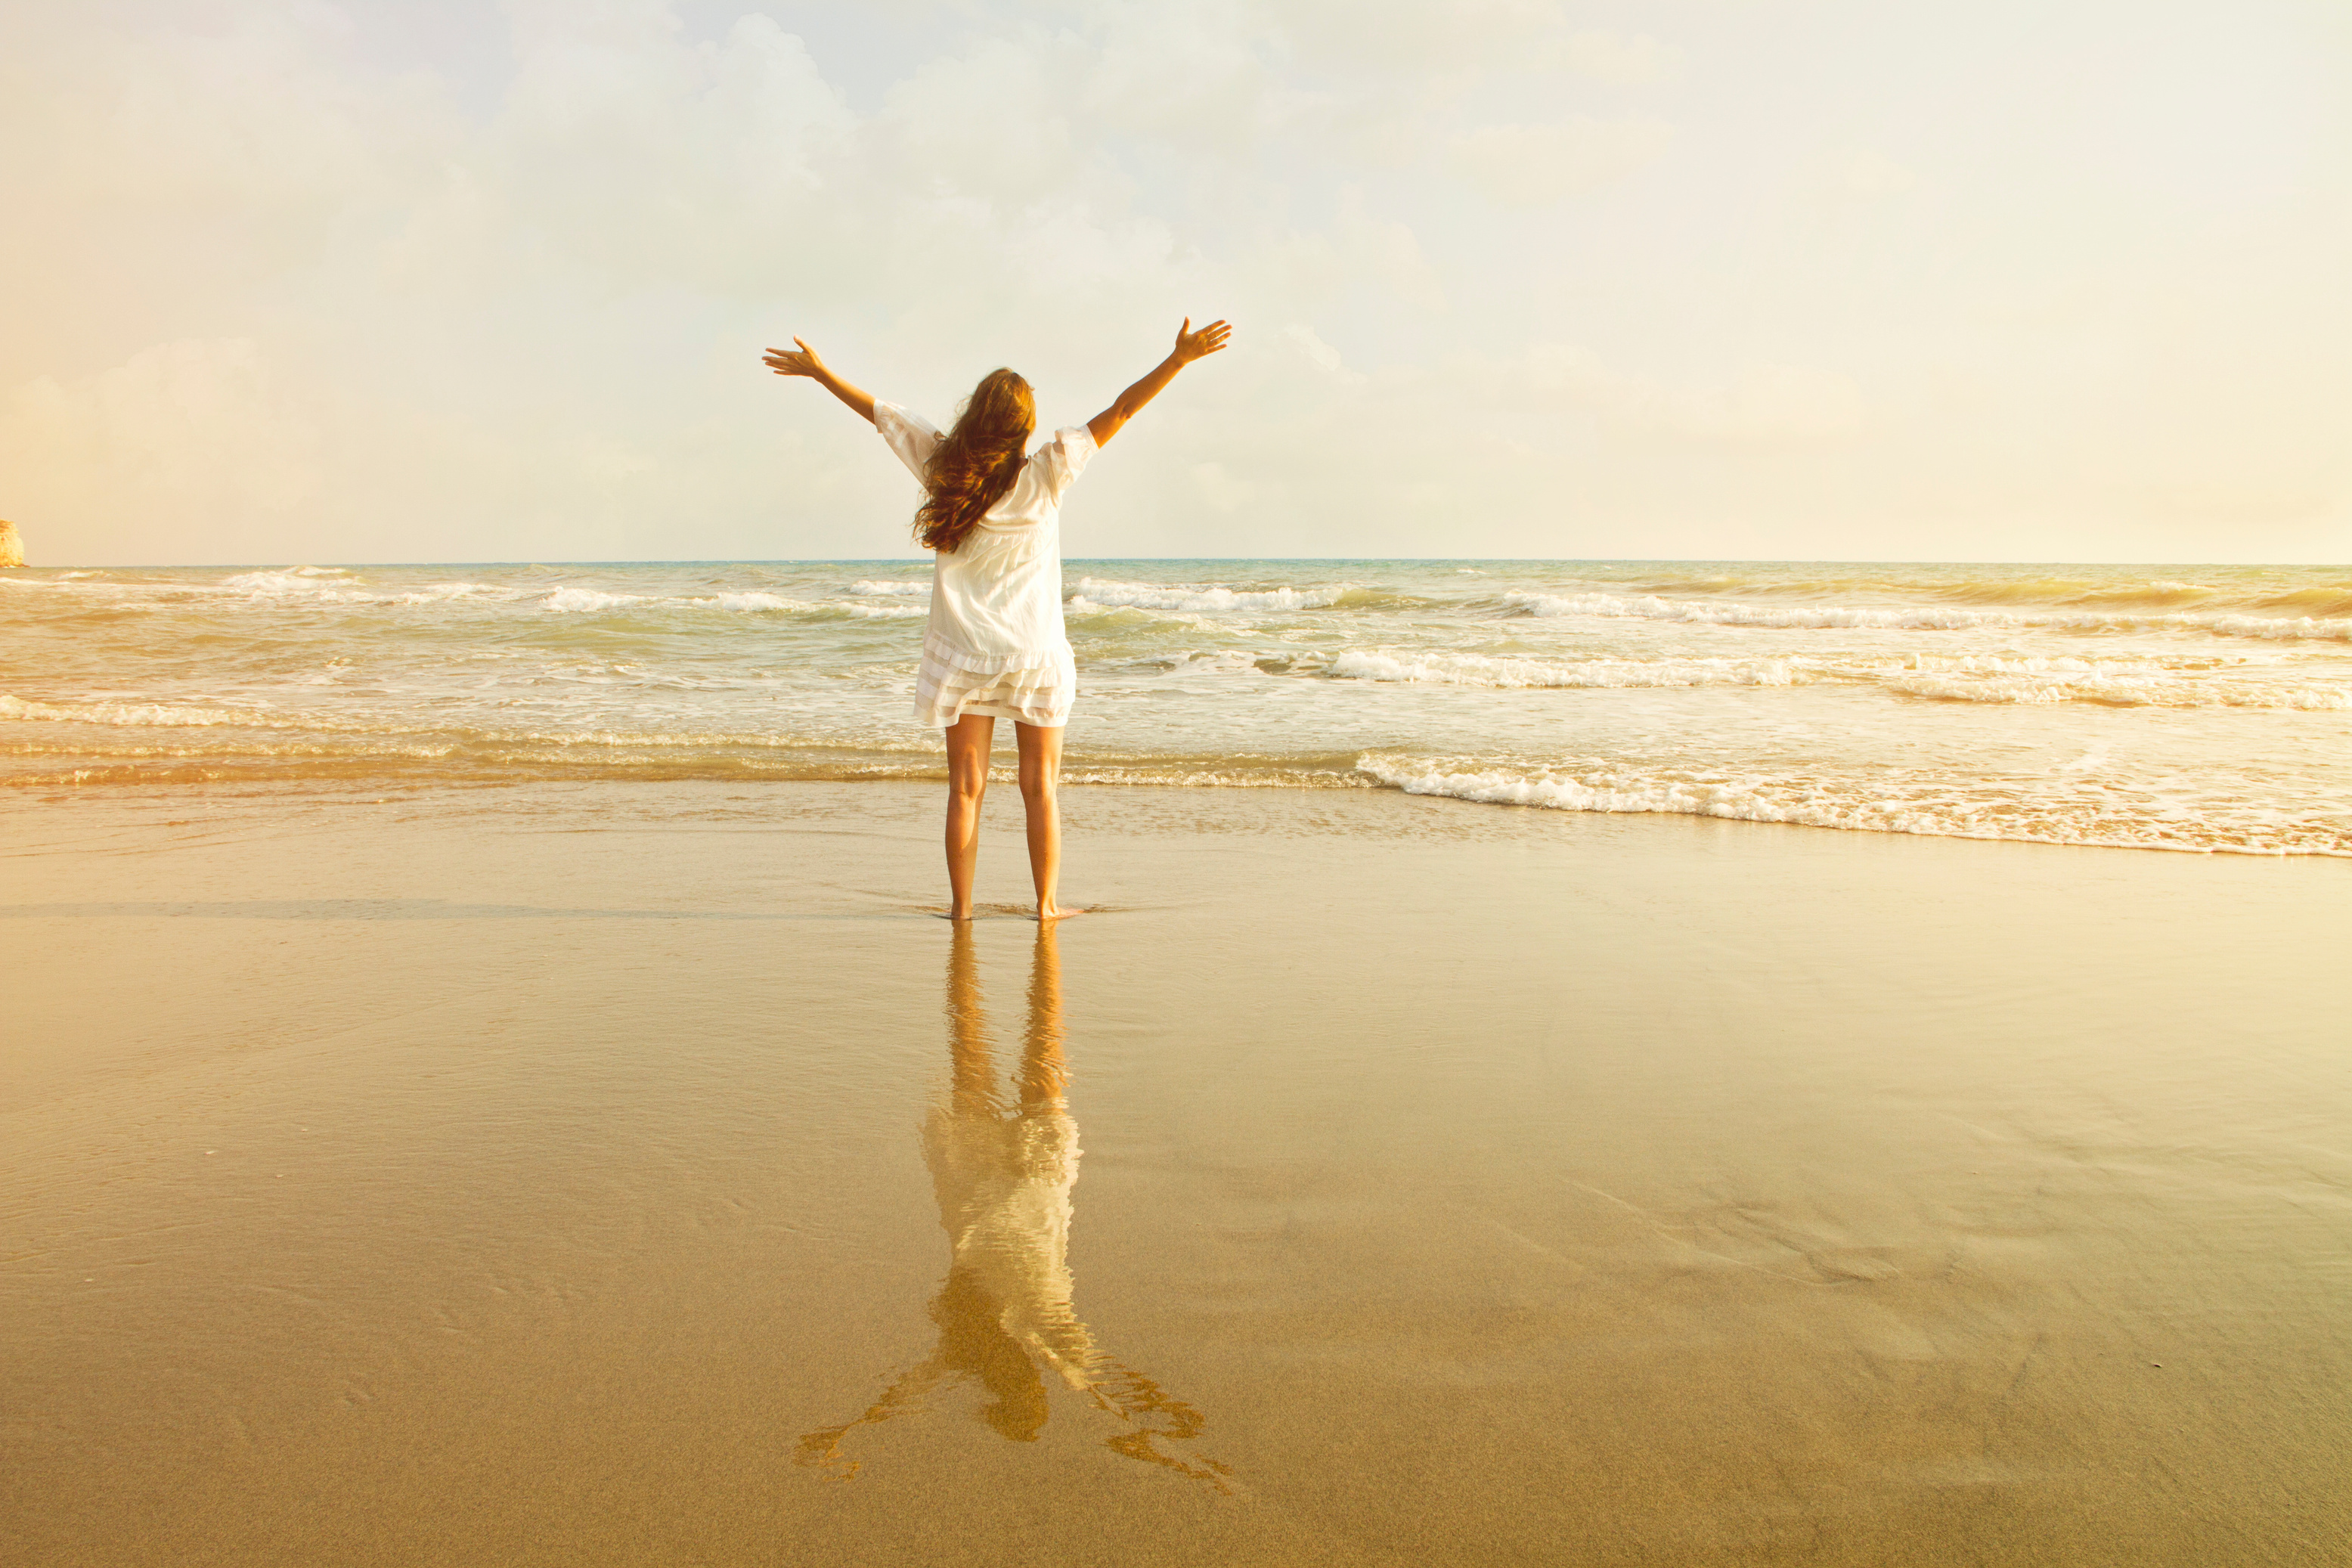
left=1069, top=577, right=1349, bottom=613
left=541, top=587, right=647, bottom=612
left=1328, top=650, right=1814, bottom=689
left=1504, top=590, right=2352, bottom=643
left=1356, top=758, right=2350, bottom=857
left=1888, top=674, right=2352, bottom=710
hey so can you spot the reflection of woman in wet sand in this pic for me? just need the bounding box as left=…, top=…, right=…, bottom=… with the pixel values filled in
left=797, top=924, right=1228, bottom=1489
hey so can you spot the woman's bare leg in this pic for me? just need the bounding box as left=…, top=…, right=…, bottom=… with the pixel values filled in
left=943, top=715, right=994, bottom=919
left=1014, top=721, right=1077, bottom=919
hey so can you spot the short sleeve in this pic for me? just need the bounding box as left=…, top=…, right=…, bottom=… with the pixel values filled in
left=873, top=401, right=940, bottom=482
left=1036, top=425, right=1097, bottom=502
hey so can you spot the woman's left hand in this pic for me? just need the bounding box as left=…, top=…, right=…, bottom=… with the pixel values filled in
left=764, top=337, right=878, bottom=426
left=1171, top=318, right=1232, bottom=364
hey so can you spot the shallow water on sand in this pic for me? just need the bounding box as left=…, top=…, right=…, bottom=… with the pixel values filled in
left=6, top=558, right=2350, bottom=854
left=4, top=783, right=2346, bottom=1565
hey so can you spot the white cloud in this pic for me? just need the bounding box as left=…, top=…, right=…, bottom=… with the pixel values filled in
left=1523, top=345, right=1864, bottom=441
left=1266, top=0, right=1570, bottom=71
left=1554, top=29, right=1681, bottom=85
left=0, top=0, right=2343, bottom=564
left=1822, top=148, right=1918, bottom=200
left=0, top=341, right=321, bottom=558
left=1079, top=2, right=1289, bottom=148
left=1447, top=118, right=1675, bottom=206
left=880, top=36, right=1089, bottom=207
left=1333, top=185, right=1449, bottom=311
left=1191, top=460, right=1258, bottom=513
left=471, top=13, right=858, bottom=294
left=78, top=14, right=451, bottom=207
left=1284, top=323, right=1363, bottom=383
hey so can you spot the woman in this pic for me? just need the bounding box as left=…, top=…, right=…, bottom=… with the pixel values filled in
left=762, top=318, right=1232, bottom=921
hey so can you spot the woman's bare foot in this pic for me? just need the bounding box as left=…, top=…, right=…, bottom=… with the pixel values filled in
left=1036, top=903, right=1085, bottom=922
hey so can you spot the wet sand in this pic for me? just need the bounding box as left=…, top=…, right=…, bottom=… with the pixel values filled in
left=3, top=781, right=2347, bottom=1566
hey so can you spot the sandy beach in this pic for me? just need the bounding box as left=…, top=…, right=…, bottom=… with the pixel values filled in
left=3, top=779, right=2345, bottom=1566
left=11, top=0, right=2350, bottom=1556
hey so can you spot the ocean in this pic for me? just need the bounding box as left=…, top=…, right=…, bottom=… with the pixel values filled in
left=5, top=559, right=2347, bottom=855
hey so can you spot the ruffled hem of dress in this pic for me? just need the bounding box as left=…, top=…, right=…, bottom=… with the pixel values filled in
left=915, top=695, right=1073, bottom=728
left=913, top=657, right=1074, bottom=729
left=922, top=627, right=1074, bottom=677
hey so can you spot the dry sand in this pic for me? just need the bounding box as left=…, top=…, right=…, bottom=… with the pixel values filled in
left=3, top=781, right=2347, bottom=1566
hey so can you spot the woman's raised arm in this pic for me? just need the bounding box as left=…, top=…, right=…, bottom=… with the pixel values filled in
left=764, top=337, right=878, bottom=426
left=1087, top=318, right=1231, bottom=448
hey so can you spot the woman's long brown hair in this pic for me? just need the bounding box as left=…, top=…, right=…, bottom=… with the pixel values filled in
left=914, top=368, right=1036, bottom=553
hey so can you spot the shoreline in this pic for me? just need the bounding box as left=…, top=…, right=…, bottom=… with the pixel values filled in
left=11, top=767, right=2350, bottom=860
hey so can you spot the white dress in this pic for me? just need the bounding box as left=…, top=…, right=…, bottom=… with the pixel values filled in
left=874, top=401, right=1097, bottom=729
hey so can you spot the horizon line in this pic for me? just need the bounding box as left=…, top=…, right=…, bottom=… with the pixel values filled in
left=11, top=556, right=2350, bottom=572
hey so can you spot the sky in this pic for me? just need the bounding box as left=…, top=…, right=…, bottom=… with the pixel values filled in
left=2, top=0, right=2347, bottom=566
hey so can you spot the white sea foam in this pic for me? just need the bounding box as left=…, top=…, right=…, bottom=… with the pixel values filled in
left=1876, top=652, right=2248, bottom=675
left=390, top=582, right=502, bottom=604
left=1167, top=650, right=1263, bottom=674
left=681, top=591, right=922, bottom=618
left=208, top=570, right=507, bottom=607
left=3, top=574, right=215, bottom=603
left=2190, top=612, right=2352, bottom=643
left=2, top=694, right=282, bottom=728
left=541, top=587, right=646, bottom=612
left=1505, top=590, right=2352, bottom=643
left=1324, top=648, right=2293, bottom=693
left=699, top=592, right=808, bottom=612
left=1357, top=758, right=2348, bottom=856
left=1365, top=757, right=1825, bottom=823
left=0, top=692, right=838, bottom=751
left=1071, top=576, right=1346, bottom=613
left=1506, top=590, right=1987, bottom=631
left=847, top=580, right=929, bottom=597
left=221, top=568, right=352, bottom=597
left=1889, top=674, right=2352, bottom=710
left=1330, top=650, right=1813, bottom=689
left=228, top=573, right=364, bottom=603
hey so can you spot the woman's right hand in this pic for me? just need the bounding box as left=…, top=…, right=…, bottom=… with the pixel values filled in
left=763, top=337, right=828, bottom=379
left=1172, top=318, right=1232, bottom=364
